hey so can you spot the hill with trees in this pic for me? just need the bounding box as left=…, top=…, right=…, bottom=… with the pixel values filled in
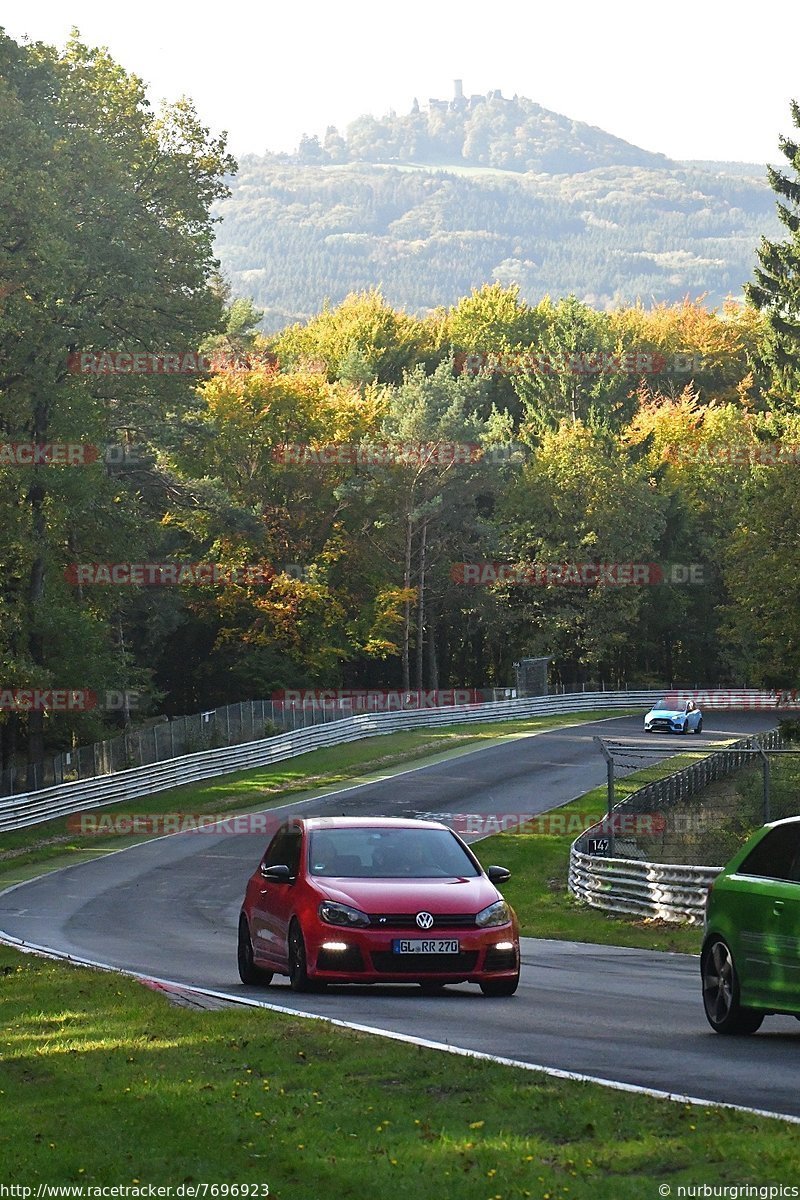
left=214, top=88, right=782, bottom=330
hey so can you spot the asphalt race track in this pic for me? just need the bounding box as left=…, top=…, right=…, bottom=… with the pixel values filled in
left=2, top=711, right=798, bottom=1119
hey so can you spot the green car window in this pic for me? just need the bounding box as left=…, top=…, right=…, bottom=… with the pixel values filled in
left=738, top=824, right=800, bottom=883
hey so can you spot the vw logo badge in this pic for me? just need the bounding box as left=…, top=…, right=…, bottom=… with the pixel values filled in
left=416, top=911, right=434, bottom=930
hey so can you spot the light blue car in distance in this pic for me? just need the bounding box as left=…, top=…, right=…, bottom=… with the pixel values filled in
left=644, top=696, right=703, bottom=735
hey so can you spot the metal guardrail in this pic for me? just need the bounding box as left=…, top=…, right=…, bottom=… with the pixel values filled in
left=0, top=683, right=653, bottom=797
left=0, top=690, right=658, bottom=833
left=568, top=729, right=783, bottom=925
left=568, top=855, right=719, bottom=923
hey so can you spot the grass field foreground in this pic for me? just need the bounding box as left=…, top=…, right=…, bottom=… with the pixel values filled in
left=1, top=945, right=798, bottom=1197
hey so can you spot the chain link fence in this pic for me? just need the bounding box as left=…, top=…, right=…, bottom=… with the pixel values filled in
left=1, top=696, right=435, bottom=796
left=569, top=728, right=800, bottom=923
left=577, top=729, right=800, bottom=867
left=1, top=690, right=514, bottom=796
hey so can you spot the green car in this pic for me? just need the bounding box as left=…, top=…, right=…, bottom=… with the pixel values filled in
left=702, top=816, right=800, bottom=1034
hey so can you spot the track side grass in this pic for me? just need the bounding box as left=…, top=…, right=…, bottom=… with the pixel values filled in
left=0, top=946, right=797, bottom=1198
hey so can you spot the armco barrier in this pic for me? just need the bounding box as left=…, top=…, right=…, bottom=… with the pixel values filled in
left=0, top=691, right=659, bottom=833
left=568, top=854, right=718, bottom=923
left=568, top=728, right=783, bottom=924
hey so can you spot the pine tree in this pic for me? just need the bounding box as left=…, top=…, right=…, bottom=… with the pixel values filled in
left=745, top=100, right=800, bottom=397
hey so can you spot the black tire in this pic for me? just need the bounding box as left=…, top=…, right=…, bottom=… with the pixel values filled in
left=682, top=721, right=689, bottom=735
left=288, top=919, right=325, bottom=993
left=701, top=937, right=763, bottom=1035
left=696, top=718, right=703, bottom=734
left=237, top=915, right=273, bottom=986
left=479, top=974, right=519, bottom=997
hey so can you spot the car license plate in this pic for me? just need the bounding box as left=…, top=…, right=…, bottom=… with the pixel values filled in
left=392, top=939, right=459, bottom=954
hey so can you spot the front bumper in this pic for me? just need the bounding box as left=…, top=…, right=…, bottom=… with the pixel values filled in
left=306, top=924, right=520, bottom=984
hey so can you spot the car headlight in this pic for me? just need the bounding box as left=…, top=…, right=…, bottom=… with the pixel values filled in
left=476, top=900, right=511, bottom=928
left=319, top=901, right=370, bottom=928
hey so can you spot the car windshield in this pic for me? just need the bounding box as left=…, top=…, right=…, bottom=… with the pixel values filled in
left=308, top=827, right=480, bottom=878
left=652, top=699, right=673, bottom=710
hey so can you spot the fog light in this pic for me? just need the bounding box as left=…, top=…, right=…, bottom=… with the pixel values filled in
left=494, top=941, right=514, bottom=950
left=321, top=941, right=349, bottom=951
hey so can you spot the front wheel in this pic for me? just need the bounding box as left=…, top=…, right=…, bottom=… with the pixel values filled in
left=237, top=916, right=273, bottom=986
left=682, top=721, right=689, bottom=735
left=695, top=718, right=703, bottom=734
left=701, top=938, right=763, bottom=1035
left=288, top=920, right=325, bottom=993
left=480, top=974, right=519, bottom=997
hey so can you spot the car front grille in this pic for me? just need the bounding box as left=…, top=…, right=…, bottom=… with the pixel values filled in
left=649, top=719, right=675, bottom=730
left=367, top=913, right=477, bottom=929
left=370, top=951, right=479, bottom=974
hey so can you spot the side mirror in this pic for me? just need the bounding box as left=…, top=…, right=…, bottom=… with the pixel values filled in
left=260, top=863, right=291, bottom=883
left=486, top=865, right=511, bottom=884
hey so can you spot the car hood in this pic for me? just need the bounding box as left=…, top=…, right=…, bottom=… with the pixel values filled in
left=646, top=708, right=686, bottom=721
left=312, top=875, right=501, bottom=913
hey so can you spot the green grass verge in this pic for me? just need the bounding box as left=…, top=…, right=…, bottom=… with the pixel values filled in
left=0, top=945, right=797, bottom=1196
left=0, top=710, right=633, bottom=887
left=472, top=755, right=706, bottom=955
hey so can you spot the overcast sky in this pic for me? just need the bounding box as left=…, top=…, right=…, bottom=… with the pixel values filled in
left=3, top=0, right=796, bottom=164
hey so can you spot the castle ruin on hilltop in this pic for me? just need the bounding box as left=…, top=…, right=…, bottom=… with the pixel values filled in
left=424, top=80, right=511, bottom=113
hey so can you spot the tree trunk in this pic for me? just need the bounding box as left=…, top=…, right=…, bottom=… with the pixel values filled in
left=415, top=517, right=428, bottom=692
left=402, top=510, right=413, bottom=691
left=426, top=599, right=438, bottom=690
left=25, top=475, right=47, bottom=785
left=117, top=610, right=132, bottom=730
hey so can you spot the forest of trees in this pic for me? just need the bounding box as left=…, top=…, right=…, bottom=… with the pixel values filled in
left=216, top=158, right=781, bottom=330
left=3, top=32, right=800, bottom=782
left=214, top=90, right=781, bottom=329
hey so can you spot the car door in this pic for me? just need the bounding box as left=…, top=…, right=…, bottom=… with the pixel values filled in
left=732, top=824, right=800, bottom=1006
left=256, top=825, right=303, bottom=969
left=250, top=825, right=291, bottom=964
left=765, top=836, right=800, bottom=1009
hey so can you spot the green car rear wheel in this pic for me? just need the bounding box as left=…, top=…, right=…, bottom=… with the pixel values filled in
left=701, top=937, right=764, bottom=1035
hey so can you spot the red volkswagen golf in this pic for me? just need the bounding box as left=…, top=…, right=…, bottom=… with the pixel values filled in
left=237, top=816, right=520, bottom=995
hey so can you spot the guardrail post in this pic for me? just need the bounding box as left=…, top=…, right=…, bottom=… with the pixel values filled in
left=593, top=736, right=615, bottom=857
